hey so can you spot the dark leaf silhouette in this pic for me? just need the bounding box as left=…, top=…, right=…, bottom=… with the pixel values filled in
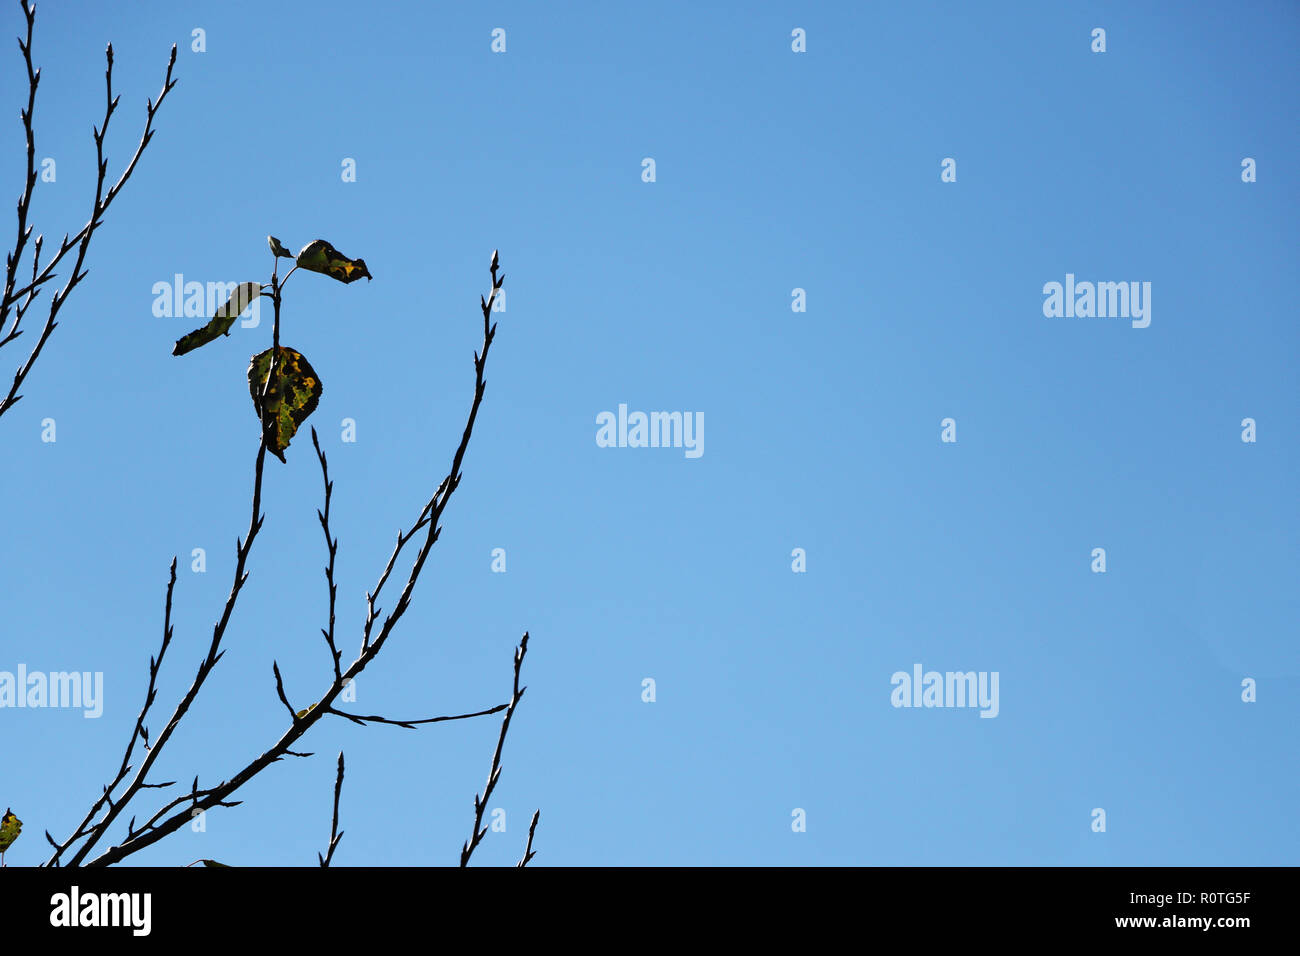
left=295, top=240, right=371, bottom=283
left=247, top=346, right=322, bottom=462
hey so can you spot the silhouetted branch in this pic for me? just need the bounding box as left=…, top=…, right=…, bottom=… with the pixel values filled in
left=328, top=703, right=506, bottom=729
left=45, top=557, right=179, bottom=865
left=361, top=251, right=504, bottom=657
left=311, top=428, right=343, bottom=680
left=461, top=631, right=531, bottom=867
left=272, top=662, right=295, bottom=720
left=56, top=253, right=509, bottom=867
left=1, top=1, right=39, bottom=352
left=318, top=752, right=344, bottom=867
left=1, top=0, right=177, bottom=420
left=48, top=264, right=282, bottom=867
left=516, top=809, right=540, bottom=867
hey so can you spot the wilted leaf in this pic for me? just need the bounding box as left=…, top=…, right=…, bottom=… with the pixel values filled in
left=173, top=282, right=263, bottom=356
left=268, top=235, right=293, bottom=258
left=201, top=859, right=231, bottom=867
left=0, top=808, right=21, bottom=853
left=248, top=346, right=322, bottom=463
left=295, top=703, right=317, bottom=719
left=296, top=239, right=372, bottom=284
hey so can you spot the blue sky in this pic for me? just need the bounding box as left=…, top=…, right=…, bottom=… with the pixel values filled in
left=1, top=0, right=1296, bottom=866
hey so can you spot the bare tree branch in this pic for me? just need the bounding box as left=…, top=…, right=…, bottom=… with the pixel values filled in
left=328, top=703, right=507, bottom=729
left=44, top=557, right=179, bottom=865
left=517, top=809, right=540, bottom=868
left=317, top=752, right=344, bottom=867
left=47, top=252, right=510, bottom=867
left=48, top=260, right=285, bottom=867
left=361, top=251, right=504, bottom=658
left=461, top=631, right=531, bottom=867
left=311, top=428, right=343, bottom=681
left=272, top=661, right=296, bottom=720
left=1, top=1, right=178, bottom=421
left=1, top=0, right=39, bottom=351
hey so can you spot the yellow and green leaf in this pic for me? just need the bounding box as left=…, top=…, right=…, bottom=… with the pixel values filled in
left=296, top=239, right=372, bottom=284
left=247, top=346, right=323, bottom=462
left=0, top=807, right=22, bottom=854
left=173, top=282, right=263, bottom=356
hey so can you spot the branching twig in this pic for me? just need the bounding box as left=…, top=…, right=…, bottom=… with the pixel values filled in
left=361, top=251, right=504, bottom=657
left=51, top=253, right=508, bottom=867
left=311, top=428, right=342, bottom=681
left=1, top=1, right=39, bottom=353
left=318, top=752, right=344, bottom=867
left=1, top=1, right=177, bottom=421
left=48, top=265, right=281, bottom=867
left=461, top=631, right=531, bottom=867
left=328, top=703, right=506, bottom=729
left=516, top=809, right=540, bottom=867
left=44, top=557, right=179, bottom=865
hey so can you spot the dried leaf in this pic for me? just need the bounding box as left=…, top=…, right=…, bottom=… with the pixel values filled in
left=0, top=808, right=22, bottom=853
left=296, top=239, right=372, bottom=284
left=247, top=346, right=323, bottom=462
left=173, top=282, right=262, bottom=356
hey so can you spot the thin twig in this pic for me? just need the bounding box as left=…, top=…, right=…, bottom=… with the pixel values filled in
left=311, top=427, right=342, bottom=680
left=362, top=251, right=504, bottom=660
left=44, top=557, right=179, bottom=865
left=318, top=752, right=344, bottom=867
left=0, top=0, right=39, bottom=351
left=49, top=262, right=279, bottom=868
left=2, top=1, right=177, bottom=420
left=461, top=631, right=530, bottom=867
left=328, top=703, right=506, bottom=729
left=516, top=809, right=540, bottom=867
left=60, top=253, right=506, bottom=867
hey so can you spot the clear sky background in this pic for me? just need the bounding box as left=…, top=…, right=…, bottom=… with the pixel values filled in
left=1, top=1, right=1296, bottom=866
